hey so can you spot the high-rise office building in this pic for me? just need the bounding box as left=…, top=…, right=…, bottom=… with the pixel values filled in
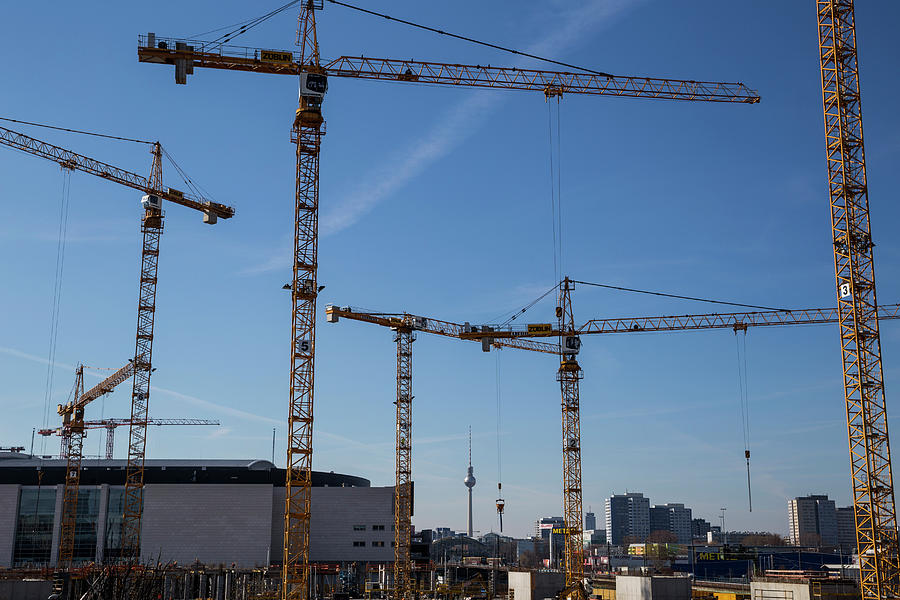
left=836, top=506, right=855, bottom=551
left=650, top=503, right=692, bottom=544
left=788, top=494, right=838, bottom=547
left=692, top=518, right=711, bottom=539
left=605, top=493, right=650, bottom=545
left=649, top=506, right=669, bottom=535
left=585, top=511, right=596, bottom=532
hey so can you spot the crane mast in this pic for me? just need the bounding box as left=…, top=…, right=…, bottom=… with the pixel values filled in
left=395, top=322, right=415, bottom=600
left=121, top=142, right=164, bottom=558
left=556, top=278, right=585, bottom=597
left=56, top=361, right=134, bottom=568
left=284, top=4, right=326, bottom=598
left=817, top=2, right=899, bottom=597
left=58, top=367, right=85, bottom=570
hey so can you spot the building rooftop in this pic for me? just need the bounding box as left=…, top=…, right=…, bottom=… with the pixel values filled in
left=0, top=452, right=370, bottom=487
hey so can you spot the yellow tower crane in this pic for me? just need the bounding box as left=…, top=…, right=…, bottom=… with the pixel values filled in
left=55, top=362, right=133, bottom=569
left=332, top=292, right=900, bottom=599
left=39, top=417, right=221, bottom=461
left=463, top=279, right=900, bottom=594
left=325, top=306, right=556, bottom=596
left=138, top=6, right=759, bottom=596
left=0, top=126, right=235, bottom=564
left=816, top=3, right=898, bottom=598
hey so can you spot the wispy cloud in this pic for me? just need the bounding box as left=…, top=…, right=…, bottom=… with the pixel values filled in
left=242, top=1, right=641, bottom=274
left=583, top=399, right=719, bottom=422
left=320, top=1, right=636, bottom=236
left=238, top=234, right=292, bottom=276
left=150, top=384, right=282, bottom=425
left=0, top=344, right=280, bottom=425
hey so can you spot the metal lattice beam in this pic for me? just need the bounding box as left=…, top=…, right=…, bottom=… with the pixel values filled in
left=138, top=39, right=760, bottom=104
left=122, top=143, right=164, bottom=559
left=817, top=2, right=899, bottom=598
left=394, top=327, right=415, bottom=600
left=557, top=279, right=585, bottom=598
left=283, top=8, right=322, bottom=599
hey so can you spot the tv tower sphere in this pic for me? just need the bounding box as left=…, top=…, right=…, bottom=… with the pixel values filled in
left=464, top=466, right=476, bottom=488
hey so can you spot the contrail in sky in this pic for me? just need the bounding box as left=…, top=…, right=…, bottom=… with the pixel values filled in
left=0, top=345, right=279, bottom=425
left=320, top=1, right=637, bottom=236
left=245, top=1, right=640, bottom=273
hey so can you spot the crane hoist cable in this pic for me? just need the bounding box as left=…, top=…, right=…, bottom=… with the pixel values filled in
left=547, top=99, right=560, bottom=287
left=190, top=0, right=301, bottom=44
left=40, top=170, right=72, bottom=455
left=202, top=0, right=302, bottom=47
left=0, top=116, right=151, bottom=145
left=572, top=279, right=792, bottom=312
left=325, top=0, right=613, bottom=77
left=493, top=282, right=560, bottom=328
left=495, top=350, right=505, bottom=532
left=161, top=148, right=217, bottom=205
left=735, top=330, right=752, bottom=511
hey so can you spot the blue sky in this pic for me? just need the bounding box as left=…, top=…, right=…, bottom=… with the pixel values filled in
left=1, top=1, right=899, bottom=540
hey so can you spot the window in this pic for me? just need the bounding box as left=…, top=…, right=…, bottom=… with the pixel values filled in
left=72, top=488, right=100, bottom=563
left=373, top=525, right=385, bottom=531
left=353, top=541, right=366, bottom=547
left=372, top=541, right=385, bottom=547
left=104, top=487, right=141, bottom=562
left=13, top=488, right=56, bottom=566
left=353, top=525, right=366, bottom=531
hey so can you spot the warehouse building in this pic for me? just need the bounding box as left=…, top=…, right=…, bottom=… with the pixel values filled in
left=0, top=451, right=396, bottom=568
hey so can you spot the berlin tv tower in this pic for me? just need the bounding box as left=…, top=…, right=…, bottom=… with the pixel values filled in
left=464, top=426, right=476, bottom=537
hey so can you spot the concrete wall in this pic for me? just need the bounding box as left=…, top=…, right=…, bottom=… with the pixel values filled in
left=0, top=579, right=52, bottom=600
left=310, top=486, right=394, bottom=562
left=141, top=484, right=273, bottom=567
left=616, top=575, right=691, bottom=600
left=270, top=485, right=395, bottom=563
left=0, top=485, right=19, bottom=567
left=508, top=571, right=566, bottom=600
left=750, top=580, right=812, bottom=600
left=271, top=486, right=285, bottom=565
left=750, top=579, right=857, bottom=600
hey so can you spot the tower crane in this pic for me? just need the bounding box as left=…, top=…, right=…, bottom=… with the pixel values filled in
left=816, top=3, right=898, bottom=598
left=462, top=279, right=900, bottom=591
left=325, top=306, right=557, bottom=596
left=330, top=293, right=900, bottom=597
left=55, top=362, right=134, bottom=569
left=138, top=7, right=759, bottom=597
left=39, top=417, right=221, bottom=460
left=0, top=125, right=235, bottom=562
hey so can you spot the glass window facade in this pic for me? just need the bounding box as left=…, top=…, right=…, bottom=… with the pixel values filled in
left=104, top=487, right=125, bottom=562
left=72, top=488, right=100, bottom=563
left=13, top=487, right=56, bottom=566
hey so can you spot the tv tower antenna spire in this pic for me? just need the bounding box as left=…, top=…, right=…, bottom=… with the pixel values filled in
left=464, top=426, right=476, bottom=537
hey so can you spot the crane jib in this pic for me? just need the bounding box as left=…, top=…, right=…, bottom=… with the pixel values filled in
left=136, top=37, right=760, bottom=104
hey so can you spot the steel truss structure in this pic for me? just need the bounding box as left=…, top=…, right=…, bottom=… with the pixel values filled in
left=283, top=6, right=324, bottom=599
left=394, top=325, right=415, bottom=600
left=817, top=2, right=899, bottom=598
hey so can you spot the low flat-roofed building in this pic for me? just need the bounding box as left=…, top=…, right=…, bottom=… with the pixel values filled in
left=0, top=451, right=395, bottom=568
